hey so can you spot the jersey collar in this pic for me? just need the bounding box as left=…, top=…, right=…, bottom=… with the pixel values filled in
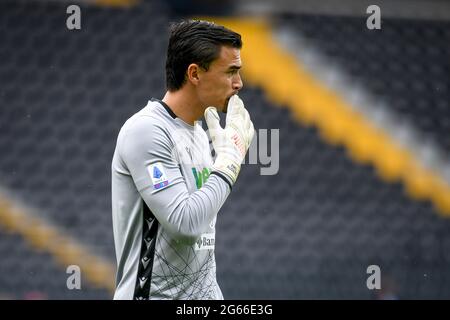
left=151, top=98, right=177, bottom=119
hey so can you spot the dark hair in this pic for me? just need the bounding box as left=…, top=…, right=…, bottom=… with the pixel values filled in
left=165, top=20, right=242, bottom=91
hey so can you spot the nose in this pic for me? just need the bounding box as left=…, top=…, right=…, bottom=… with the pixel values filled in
left=232, top=74, right=243, bottom=91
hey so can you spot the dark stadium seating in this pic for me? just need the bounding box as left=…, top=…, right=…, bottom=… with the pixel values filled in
left=0, top=0, right=449, bottom=299
left=277, top=14, right=450, bottom=153
left=0, top=227, right=110, bottom=299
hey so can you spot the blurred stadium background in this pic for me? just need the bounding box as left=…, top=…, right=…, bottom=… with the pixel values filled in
left=0, top=0, right=449, bottom=299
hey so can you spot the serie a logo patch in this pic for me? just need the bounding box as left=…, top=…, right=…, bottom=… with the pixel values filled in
left=147, top=162, right=169, bottom=190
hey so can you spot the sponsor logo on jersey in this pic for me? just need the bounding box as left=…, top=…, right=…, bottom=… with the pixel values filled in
left=148, top=162, right=170, bottom=190
left=194, top=233, right=215, bottom=251
left=192, top=167, right=211, bottom=189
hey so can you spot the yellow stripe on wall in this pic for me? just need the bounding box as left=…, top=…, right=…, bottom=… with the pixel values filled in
left=94, top=0, right=138, bottom=7
left=204, top=17, right=450, bottom=215
left=0, top=194, right=116, bottom=294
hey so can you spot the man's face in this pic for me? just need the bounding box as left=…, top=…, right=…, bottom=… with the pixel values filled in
left=196, top=46, right=243, bottom=112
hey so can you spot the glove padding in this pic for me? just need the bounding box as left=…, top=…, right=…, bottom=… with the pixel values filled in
left=204, top=95, right=255, bottom=186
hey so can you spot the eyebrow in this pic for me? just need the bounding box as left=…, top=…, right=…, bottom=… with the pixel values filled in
left=227, top=65, right=241, bottom=71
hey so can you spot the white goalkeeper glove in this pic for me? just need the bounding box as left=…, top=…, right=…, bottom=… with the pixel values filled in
left=204, top=95, right=255, bottom=187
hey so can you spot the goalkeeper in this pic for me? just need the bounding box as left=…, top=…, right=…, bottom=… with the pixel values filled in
left=111, top=20, right=254, bottom=300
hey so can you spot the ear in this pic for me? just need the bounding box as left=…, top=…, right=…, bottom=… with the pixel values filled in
left=187, top=63, right=201, bottom=86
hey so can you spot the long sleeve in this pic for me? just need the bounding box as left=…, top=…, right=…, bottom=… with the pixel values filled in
left=120, top=115, right=231, bottom=245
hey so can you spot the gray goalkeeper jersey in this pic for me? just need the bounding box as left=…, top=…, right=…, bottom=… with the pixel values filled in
left=111, top=99, right=231, bottom=300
